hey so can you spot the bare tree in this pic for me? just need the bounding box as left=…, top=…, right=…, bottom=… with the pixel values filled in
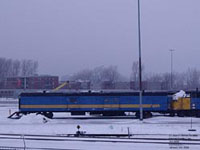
left=0, top=58, right=13, bottom=79
left=10, top=60, right=21, bottom=77
left=0, top=57, right=38, bottom=82
left=69, top=65, right=123, bottom=89
left=101, top=66, right=120, bottom=83
left=70, top=69, right=93, bottom=81
left=0, top=58, right=7, bottom=79
left=146, top=73, right=162, bottom=83
left=21, top=59, right=38, bottom=76
left=173, top=72, right=186, bottom=90
left=186, top=68, right=200, bottom=90
left=160, top=73, right=171, bottom=90
left=130, top=61, right=145, bottom=81
left=70, top=66, right=120, bottom=83
left=32, top=61, right=38, bottom=75
left=21, top=60, right=30, bottom=76
left=91, top=66, right=105, bottom=84
left=131, top=61, right=139, bottom=82
left=5, top=59, right=13, bottom=77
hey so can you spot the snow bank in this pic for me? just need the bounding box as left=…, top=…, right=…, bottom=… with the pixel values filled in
left=16, top=114, right=50, bottom=124
left=1, top=106, right=200, bottom=136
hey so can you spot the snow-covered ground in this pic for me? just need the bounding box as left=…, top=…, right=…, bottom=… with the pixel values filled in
left=0, top=98, right=200, bottom=149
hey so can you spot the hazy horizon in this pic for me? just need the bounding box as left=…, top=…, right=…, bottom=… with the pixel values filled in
left=1, top=0, right=200, bottom=78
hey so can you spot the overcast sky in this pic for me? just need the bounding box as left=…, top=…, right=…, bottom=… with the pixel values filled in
left=0, top=0, right=200, bottom=78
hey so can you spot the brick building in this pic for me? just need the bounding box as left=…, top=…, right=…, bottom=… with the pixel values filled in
left=0, top=76, right=59, bottom=89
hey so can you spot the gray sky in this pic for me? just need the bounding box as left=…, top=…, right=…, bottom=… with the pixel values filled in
left=0, top=0, right=200, bottom=78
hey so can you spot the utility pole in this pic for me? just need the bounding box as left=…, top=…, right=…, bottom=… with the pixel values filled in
left=137, top=0, right=143, bottom=121
left=169, top=49, right=175, bottom=90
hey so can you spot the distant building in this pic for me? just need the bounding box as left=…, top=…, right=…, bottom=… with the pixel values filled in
left=59, top=80, right=91, bottom=90
left=101, top=81, right=114, bottom=89
left=130, top=81, right=162, bottom=90
left=0, top=75, right=59, bottom=89
left=101, top=81, right=130, bottom=90
left=114, top=82, right=130, bottom=89
left=130, top=81, right=148, bottom=90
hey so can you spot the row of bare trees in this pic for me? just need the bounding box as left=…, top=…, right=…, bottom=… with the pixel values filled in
left=67, top=62, right=200, bottom=90
left=0, top=57, right=38, bottom=79
left=68, top=66, right=126, bottom=88
left=131, top=61, right=200, bottom=90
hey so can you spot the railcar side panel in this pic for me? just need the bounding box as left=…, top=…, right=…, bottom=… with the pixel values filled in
left=19, top=93, right=169, bottom=113
left=191, top=97, right=200, bottom=110
left=20, top=95, right=67, bottom=112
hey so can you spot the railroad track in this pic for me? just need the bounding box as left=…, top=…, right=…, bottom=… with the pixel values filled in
left=0, top=146, right=78, bottom=150
left=0, top=133, right=200, bottom=145
left=52, top=116, right=136, bottom=120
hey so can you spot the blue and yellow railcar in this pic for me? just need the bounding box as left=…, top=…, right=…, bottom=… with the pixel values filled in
left=169, top=91, right=200, bottom=117
left=19, top=91, right=172, bottom=118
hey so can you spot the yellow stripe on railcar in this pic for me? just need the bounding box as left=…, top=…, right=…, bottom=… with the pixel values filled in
left=20, top=104, right=160, bottom=109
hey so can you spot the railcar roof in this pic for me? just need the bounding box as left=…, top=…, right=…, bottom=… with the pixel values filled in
left=20, top=91, right=176, bottom=97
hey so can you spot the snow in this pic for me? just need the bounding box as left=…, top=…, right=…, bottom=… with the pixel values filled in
left=173, top=90, right=188, bottom=100
left=0, top=98, right=200, bottom=149
left=0, top=139, right=178, bottom=150
left=0, top=98, right=15, bottom=101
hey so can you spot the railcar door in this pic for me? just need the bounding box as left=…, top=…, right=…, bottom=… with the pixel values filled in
left=68, top=96, right=79, bottom=109
left=68, top=96, right=87, bottom=115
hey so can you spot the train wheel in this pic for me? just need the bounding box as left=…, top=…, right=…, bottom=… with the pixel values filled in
left=43, top=112, right=54, bottom=119
left=135, top=112, right=152, bottom=119
left=177, top=111, right=184, bottom=117
left=135, top=112, right=140, bottom=119
left=195, top=111, right=200, bottom=118
left=169, top=112, right=175, bottom=117
left=144, top=112, right=152, bottom=118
